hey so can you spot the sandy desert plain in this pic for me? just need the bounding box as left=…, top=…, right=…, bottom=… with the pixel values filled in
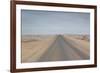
left=21, top=34, right=90, bottom=63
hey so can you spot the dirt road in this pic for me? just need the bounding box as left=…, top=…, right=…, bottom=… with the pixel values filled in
left=37, top=35, right=90, bottom=62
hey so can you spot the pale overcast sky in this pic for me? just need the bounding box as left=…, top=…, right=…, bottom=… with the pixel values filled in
left=21, top=10, right=90, bottom=35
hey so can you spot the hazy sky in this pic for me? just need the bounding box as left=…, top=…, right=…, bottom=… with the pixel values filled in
left=21, top=10, right=90, bottom=35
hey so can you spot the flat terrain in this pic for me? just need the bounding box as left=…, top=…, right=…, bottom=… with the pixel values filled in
left=21, top=35, right=90, bottom=63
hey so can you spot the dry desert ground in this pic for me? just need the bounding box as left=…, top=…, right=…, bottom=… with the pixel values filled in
left=21, top=35, right=90, bottom=63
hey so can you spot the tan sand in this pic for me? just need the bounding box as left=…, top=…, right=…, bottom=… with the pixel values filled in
left=21, top=35, right=56, bottom=63
left=63, top=35, right=90, bottom=56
